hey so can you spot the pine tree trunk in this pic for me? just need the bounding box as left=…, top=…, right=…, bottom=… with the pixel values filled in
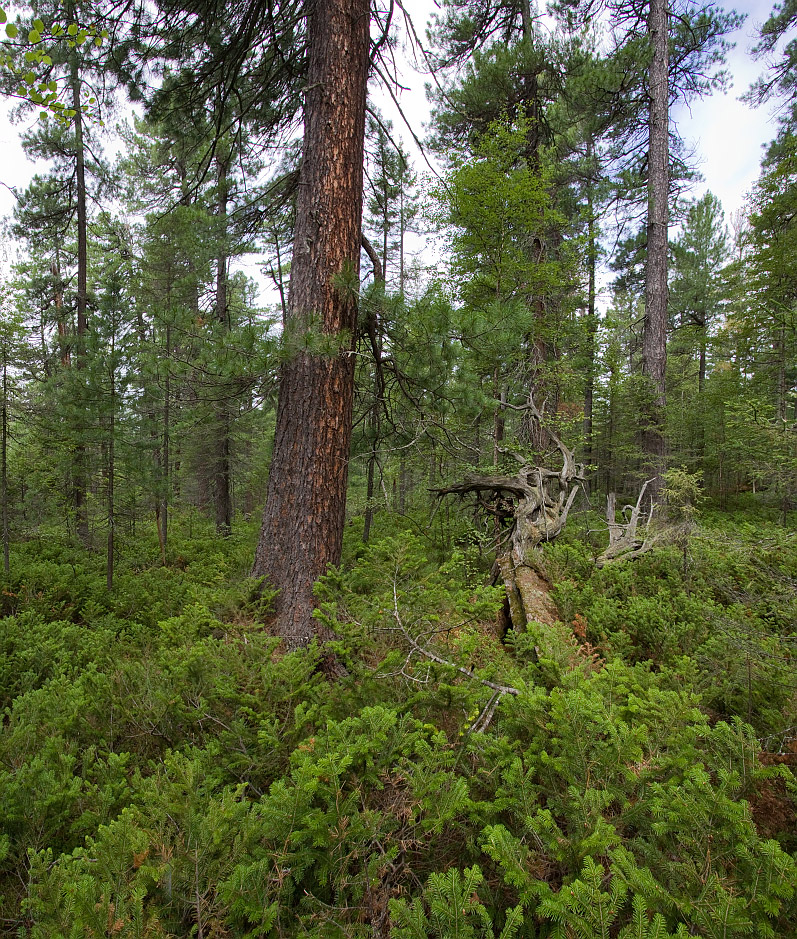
left=492, top=368, right=505, bottom=468
left=2, top=357, right=9, bottom=575
left=52, top=259, right=70, bottom=368
left=399, top=188, right=405, bottom=294
left=107, top=362, right=115, bottom=591
left=362, top=440, right=377, bottom=544
left=776, top=322, right=787, bottom=421
left=362, top=238, right=385, bottom=546
left=162, top=323, right=170, bottom=552
left=71, top=57, right=90, bottom=545
left=214, top=153, right=233, bottom=536
left=398, top=457, right=408, bottom=514
left=252, top=0, right=370, bottom=648
left=583, top=139, right=598, bottom=477
left=515, top=11, right=550, bottom=453
left=642, top=0, right=669, bottom=493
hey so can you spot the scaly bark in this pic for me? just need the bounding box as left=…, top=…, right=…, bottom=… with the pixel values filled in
left=214, top=151, right=233, bottom=536
left=70, top=52, right=90, bottom=545
left=252, top=0, right=370, bottom=647
left=642, top=0, right=670, bottom=493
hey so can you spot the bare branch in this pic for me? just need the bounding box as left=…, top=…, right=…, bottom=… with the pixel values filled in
left=390, top=574, right=520, bottom=704
left=597, top=480, right=660, bottom=567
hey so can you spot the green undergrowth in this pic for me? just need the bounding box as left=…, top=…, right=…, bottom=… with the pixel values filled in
left=544, top=516, right=797, bottom=745
left=0, top=516, right=795, bottom=937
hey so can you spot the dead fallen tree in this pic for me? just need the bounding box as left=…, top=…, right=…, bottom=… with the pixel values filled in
left=434, top=402, right=586, bottom=630
left=434, top=401, right=670, bottom=630
left=383, top=571, right=520, bottom=734
left=597, top=480, right=660, bottom=567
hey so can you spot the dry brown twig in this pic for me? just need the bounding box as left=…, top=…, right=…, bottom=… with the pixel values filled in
left=379, top=570, right=519, bottom=733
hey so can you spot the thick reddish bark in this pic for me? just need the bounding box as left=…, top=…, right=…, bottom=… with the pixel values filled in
left=252, top=0, right=370, bottom=647
left=642, top=0, right=669, bottom=489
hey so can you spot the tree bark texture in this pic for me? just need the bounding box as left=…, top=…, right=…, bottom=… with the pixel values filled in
left=583, top=140, right=598, bottom=474
left=2, top=357, right=9, bottom=574
left=642, top=0, right=669, bottom=488
left=71, top=56, right=90, bottom=545
left=214, top=153, right=233, bottom=536
left=252, top=0, right=370, bottom=647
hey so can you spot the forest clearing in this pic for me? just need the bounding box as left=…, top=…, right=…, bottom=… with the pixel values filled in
left=0, top=0, right=795, bottom=936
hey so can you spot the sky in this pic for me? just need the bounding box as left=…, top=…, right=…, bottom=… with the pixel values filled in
left=0, top=0, right=788, bottom=282
left=671, top=0, right=782, bottom=216
left=383, top=0, right=782, bottom=217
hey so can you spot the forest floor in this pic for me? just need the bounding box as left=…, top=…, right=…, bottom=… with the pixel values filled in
left=0, top=499, right=795, bottom=937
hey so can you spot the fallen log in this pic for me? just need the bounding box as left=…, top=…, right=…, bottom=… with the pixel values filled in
left=434, top=400, right=585, bottom=630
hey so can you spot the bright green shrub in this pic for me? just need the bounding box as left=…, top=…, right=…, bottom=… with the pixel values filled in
left=1, top=522, right=794, bottom=938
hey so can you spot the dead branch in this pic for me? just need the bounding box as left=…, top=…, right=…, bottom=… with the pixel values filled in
left=387, top=574, right=519, bottom=733
left=433, top=409, right=586, bottom=568
left=597, top=480, right=660, bottom=567
left=432, top=402, right=584, bottom=633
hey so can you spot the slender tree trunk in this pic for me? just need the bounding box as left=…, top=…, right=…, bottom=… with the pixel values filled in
left=382, top=182, right=389, bottom=280
left=363, top=443, right=377, bottom=543
left=776, top=322, right=787, bottom=421
left=399, top=188, right=405, bottom=294
left=492, top=368, right=505, bottom=468
left=252, top=0, right=370, bottom=648
left=642, top=0, right=669, bottom=493
left=583, top=146, right=598, bottom=473
left=162, top=323, right=171, bottom=553
left=517, top=8, right=551, bottom=451
left=107, top=355, right=115, bottom=591
left=695, top=321, right=707, bottom=467
left=521, top=0, right=533, bottom=38
left=2, top=357, right=9, bottom=575
left=52, top=259, right=70, bottom=368
left=361, top=234, right=385, bottom=545
left=214, top=153, right=233, bottom=536
left=71, top=56, right=90, bottom=545
left=607, top=369, right=617, bottom=497
left=270, top=230, right=289, bottom=325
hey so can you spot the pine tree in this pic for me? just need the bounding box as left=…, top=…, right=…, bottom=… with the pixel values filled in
left=251, top=0, right=371, bottom=648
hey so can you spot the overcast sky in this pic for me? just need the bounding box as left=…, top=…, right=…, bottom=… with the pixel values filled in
left=0, top=0, right=787, bottom=276
left=386, top=0, right=782, bottom=217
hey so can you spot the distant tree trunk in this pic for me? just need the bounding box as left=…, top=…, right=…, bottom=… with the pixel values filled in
left=252, top=0, right=370, bottom=648
left=2, top=356, right=9, bottom=574
left=583, top=162, right=598, bottom=474
left=492, top=368, right=506, bottom=468
left=107, top=350, right=115, bottom=590
left=52, top=259, right=70, bottom=368
left=642, top=0, right=669, bottom=494
left=162, top=322, right=171, bottom=552
left=362, top=447, right=377, bottom=543
left=398, top=457, right=408, bottom=513
left=214, top=153, right=233, bottom=536
left=361, top=233, right=385, bottom=545
left=776, top=321, right=787, bottom=421
left=71, top=56, right=90, bottom=545
left=154, top=322, right=171, bottom=567
left=399, top=187, right=406, bottom=293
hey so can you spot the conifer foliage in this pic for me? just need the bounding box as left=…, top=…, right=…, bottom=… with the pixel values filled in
left=0, top=0, right=795, bottom=937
